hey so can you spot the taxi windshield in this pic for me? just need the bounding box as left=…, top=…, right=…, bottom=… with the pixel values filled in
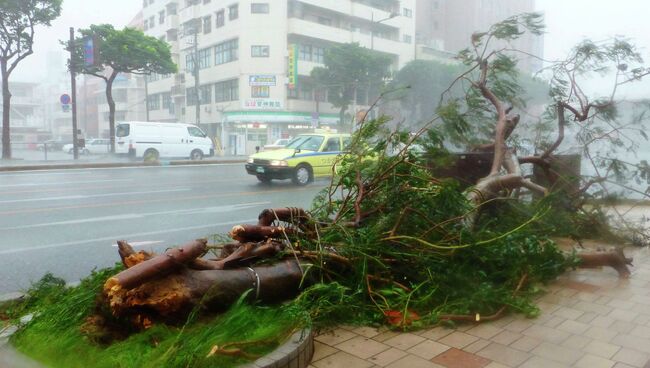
left=285, top=135, right=324, bottom=151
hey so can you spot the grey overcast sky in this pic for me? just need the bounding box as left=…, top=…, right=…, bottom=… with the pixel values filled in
left=13, top=0, right=650, bottom=97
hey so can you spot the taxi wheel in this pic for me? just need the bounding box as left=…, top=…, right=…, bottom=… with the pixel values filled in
left=257, top=175, right=272, bottom=184
left=292, top=164, right=312, bottom=186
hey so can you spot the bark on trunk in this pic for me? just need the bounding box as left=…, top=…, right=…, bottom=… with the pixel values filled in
left=229, top=224, right=296, bottom=242
left=577, top=249, right=633, bottom=278
left=1, top=59, right=12, bottom=160
left=257, top=208, right=311, bottom=227
left=105, top=239, right=207, bottom=293
left=188, top=241, right=284, bottom=270
left=106, top=259, right=305, bottom=319
left=106, top=71, right=118, bottom=153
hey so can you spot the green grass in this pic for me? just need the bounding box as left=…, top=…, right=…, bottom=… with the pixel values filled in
left=5, top=267, right=306, bottom=368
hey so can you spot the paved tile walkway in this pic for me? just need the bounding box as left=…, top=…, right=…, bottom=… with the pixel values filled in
left=310, top=245, right=650, bottom=368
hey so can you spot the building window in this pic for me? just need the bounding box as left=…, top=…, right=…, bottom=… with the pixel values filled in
left=433, top=1, right=439, bottom=10
left=403, top=8, right=412, bottom=17
left=299, top=83, right=313, bottom=101
left=251, top=45, right=269, bottom=57
left=287, top=86, right=298, bottom=99
left=200, top=85, right=212, bottom=104
left=251, top=86, right=269, bottom=98
left=143, top=19, right=148, bottom=31
left=143, top=0, right=147, bottom=7
left=185, top=54, right=193, bottom=72
left=168, top=3, right=178, bottom=15
left=186, top=87, right=198, bottom=106
left=229, top=4, right=239, bottom=20
left=203, top=0, right=211, bottom=3
left=298, top=44, right=325, bottom=63
left=198, top=48, right=211, bottom=69
left=159, top=10, right=165, bottom=24
left=403, top=34, right=412, bottom=43
left=162, top=92, right=172, bottom=110
left=149, top=0, right=154, bottom=4
left=313, top=46, right=325, bottom=63
left=317, top=16, right=331, bottom=26
left=299, top=44, right=312, bottom=61
left=215, top=38, right=238, bottom=65
left=202, top=16, right=212, bottom=34
left=149, top=16, right=155, bottom=28
left=251, top=3, right=269, bottom=14
left=147, top=94, right=160, bottom=111
left=215, top=79, right=239, bottom=102
left=216, top=9, right=225, bottom=27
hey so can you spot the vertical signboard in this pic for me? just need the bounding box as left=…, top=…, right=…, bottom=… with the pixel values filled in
left=287, top=44, right=298, bottom=90
left=83, top=37, right=95, bottom=67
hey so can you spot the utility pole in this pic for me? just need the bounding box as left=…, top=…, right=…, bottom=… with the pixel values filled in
left=193, top=29, right=200, bottom=126
left=69, top=27, right=79, bottom=160
left=144, top=76, right=150, bottom=121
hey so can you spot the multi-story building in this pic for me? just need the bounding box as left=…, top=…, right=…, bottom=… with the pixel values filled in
left=416, top=0, right=543, bottom=73
left=0, top=81, right=52, bottom=149
left=143, top=0, right=417, bottom=155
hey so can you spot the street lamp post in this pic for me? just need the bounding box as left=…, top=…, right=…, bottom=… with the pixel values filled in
left=370, top=11, right=399, bottom=50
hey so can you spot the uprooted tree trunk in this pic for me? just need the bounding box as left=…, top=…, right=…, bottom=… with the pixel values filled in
left=467, top=63, right=548, bottom=218
left=100, top=208, right=634, bottom=329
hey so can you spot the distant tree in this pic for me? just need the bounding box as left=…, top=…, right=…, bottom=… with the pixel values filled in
left=70, top=24, right=177, bottom=152
left=311, top=43, right=391, bottom=130
left=388, top=60, right=464, bottom=127
left=389, top=59, right=551, bottom=131
left=0, top=0, right=62, bottom=159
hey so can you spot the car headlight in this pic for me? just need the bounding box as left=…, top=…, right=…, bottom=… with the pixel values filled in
left=270, top=160, right=288, bottom=167
left=247, top=157, right=254, bottom=164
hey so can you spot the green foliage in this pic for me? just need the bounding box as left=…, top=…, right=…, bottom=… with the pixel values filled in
left=387, top=60, right=466, bottom=126
left=7, top=269, right=305, bottom=368
left=72, top=24, right=177, bottom=77
left=311, top=43, right=392, bottom=127
left=0, top=0, right=63, bottom=158
left=301, top=118, right=576, bottom=328
left=0, top=0, right=62, bottom=57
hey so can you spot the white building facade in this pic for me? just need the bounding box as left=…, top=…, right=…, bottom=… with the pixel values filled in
left=142, top=0, right=416, bottom=155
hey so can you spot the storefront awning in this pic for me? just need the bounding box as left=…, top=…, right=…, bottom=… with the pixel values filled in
left=224, top=111, right=339, bottom=125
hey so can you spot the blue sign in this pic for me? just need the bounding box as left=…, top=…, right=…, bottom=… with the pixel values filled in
left=60, top=94, right=71, bottom=105
left=83, top=37, right=95, bottom=66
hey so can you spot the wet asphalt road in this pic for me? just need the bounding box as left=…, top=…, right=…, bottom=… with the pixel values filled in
left=0, top=164, right=326, bottom=295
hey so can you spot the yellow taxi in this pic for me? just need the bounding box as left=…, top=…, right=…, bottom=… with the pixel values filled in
left=246, top=132, right=351, bottom=185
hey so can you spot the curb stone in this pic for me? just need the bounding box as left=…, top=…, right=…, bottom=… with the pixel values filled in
left=0, top=159, right=246, bottom=172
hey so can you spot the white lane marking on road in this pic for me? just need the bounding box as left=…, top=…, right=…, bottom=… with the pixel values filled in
left=0, top=179, right=131, bottom=188
left=0, top=201, right=270, bottom=230
left=0, top=171, right=100, bottom=178
left=0, top=219, right=256, bottom=255
left=0, top=188, right=191, bottom=204
left=0, top=163, right=242, bottom=175
left=112, top=240, right=164, bottom=248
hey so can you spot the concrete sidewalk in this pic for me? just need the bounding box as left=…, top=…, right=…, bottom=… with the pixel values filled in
left=311, top=245, right=650, bottom=368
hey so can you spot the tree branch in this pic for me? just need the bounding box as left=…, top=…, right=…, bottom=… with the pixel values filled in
left=542, top=104, right=566, bottom=159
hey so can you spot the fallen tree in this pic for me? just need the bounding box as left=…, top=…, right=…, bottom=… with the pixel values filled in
left=95, top=14, right=649, bottom=330
left=4, top=17, right=648, bottom=368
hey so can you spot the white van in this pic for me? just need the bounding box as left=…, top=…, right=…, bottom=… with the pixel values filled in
left=115, top=121, right=214, bottom=160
